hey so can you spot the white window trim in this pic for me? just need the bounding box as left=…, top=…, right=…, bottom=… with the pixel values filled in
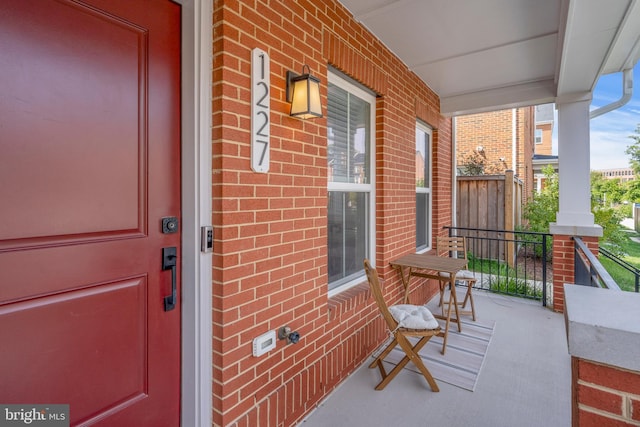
left=327, top=71, right=376, bottom=297
left=416, top=122, right=432, bottom=253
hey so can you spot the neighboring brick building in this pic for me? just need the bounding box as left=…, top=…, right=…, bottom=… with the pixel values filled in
left=533, top=103, right=559, bottom=192
left=597, top=167, right=635, bottom=182
left=455, top=107, right=535, bottom=199
left=534, top=103, right=554, bottom=155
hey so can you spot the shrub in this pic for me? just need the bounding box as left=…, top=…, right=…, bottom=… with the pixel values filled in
left=522, top=165, right=625, bottom=254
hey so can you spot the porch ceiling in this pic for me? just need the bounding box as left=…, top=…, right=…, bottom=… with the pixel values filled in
left=338, top=0, right=640, bottom=116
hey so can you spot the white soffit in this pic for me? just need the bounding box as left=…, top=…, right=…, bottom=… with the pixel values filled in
left=599, top=0, right=640, bottom=73
left=557, top=0, right=628, bottom=96
left=338, top=0, right=640, bottom=116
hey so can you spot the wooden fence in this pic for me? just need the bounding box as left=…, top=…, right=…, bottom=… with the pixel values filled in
left=456, top=170, right=523, bottom=265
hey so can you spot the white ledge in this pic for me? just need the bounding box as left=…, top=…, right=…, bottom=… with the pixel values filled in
left=564, top=284, right=640, bottom=372
left=549, top=223, right=603, bottom=237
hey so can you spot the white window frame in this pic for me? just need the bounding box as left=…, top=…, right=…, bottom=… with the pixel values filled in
left=416, top=122, right=432, bottom=253
left=535, top=128, right=543, bottom=144
left=327, top=71, right=376, bottom=297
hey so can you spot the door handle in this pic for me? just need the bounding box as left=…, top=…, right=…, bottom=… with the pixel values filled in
left=162, top=246, right=177, bottom=311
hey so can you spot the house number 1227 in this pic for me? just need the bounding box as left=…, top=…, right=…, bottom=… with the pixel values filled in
left=251, top=48, right=270, bottom=173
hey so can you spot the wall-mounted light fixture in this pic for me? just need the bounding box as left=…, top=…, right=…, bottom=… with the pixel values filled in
left=286, top=65, right=322, bottom=119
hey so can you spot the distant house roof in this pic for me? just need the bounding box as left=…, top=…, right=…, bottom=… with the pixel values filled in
left=533, top=154, right=558, bottom=161
left=532, top=153, right=559, bottom=173
left=535, top=103, right=554, bottom=124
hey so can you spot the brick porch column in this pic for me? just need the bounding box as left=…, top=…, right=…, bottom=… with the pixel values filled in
left=551, top=99, right=603, bottom=313
left=551, top=234, right=599, bottom=313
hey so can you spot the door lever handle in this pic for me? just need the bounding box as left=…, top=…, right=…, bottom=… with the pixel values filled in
left=162, top=247, right=177, bottom=311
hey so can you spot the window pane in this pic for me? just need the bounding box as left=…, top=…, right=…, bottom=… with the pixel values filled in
left=416, top=125, right=431, bottom=251
left=416, top=129, right=426, bottom=187
left=328, top=83, right=370, bottom=184
left=424, top=133, right=430, bottom=187
left=328, top=191, right=369, bottom=288
left=535, top=129, right=543, bottom=144
left=416, top=192, right=427, bottom=249
left=416, top=129, right=430, bottom=187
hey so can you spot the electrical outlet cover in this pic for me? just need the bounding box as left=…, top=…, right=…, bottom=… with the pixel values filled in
left=252, top=330, right=276, bottom=357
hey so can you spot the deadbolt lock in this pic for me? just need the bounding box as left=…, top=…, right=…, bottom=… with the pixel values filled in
left=162, top=217, right=179, bottom=234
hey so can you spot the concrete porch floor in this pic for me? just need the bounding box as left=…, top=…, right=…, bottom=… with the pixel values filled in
left=301, top=291, right=571, bottom=427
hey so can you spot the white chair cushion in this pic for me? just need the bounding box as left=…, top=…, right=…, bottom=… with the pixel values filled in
left=438, top=270, right=475, bottom=279
left=388, top=304, right=439, bottom=330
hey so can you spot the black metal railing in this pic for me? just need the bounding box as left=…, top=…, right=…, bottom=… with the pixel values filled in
left=573, top=237, right=621, bottom=291
left=444, top=226, right=552, bottom=306
left=598, top=246, right=640, bottom=292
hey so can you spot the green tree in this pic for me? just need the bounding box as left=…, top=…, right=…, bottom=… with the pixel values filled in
left=521, top=165, right=558, bottom=258
left=591, top=171, right=607, bottom=205
left=625, top=124, right=640, bottom=174
left=591, top=171, right=625, bottom=206
left=523, top=165, right=558, bottom=233
left=522, top=165, right=626, bottom=254
left=625, top=179, right=640, bottom=203
left=593, top=206, right=626, bottom=253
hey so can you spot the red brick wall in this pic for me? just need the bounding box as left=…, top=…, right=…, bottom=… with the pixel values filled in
left=211, top=1, right=452, bottom=426
left=455, top=106, right=534, bottom=199
left=572, top=358, right=640, bottom=426
left=553, top=235, right=599, bottom=312
left=456, top=109, right=513, bottom=172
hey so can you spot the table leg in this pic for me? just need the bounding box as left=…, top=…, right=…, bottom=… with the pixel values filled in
left=399, top=266, right=413, bottom=303
left=448, top=274, right=463, bottom=332
left=439, top=273, right=463, bottom=355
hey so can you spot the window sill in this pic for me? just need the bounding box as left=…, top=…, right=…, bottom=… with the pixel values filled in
left=327, top=282, right=370, bottom=321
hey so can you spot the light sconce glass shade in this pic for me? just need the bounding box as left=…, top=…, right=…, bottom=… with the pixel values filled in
left=286, top=65, right=322, bottom=119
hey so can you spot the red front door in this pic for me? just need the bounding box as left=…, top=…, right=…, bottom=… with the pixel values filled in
left=0, top=1, right=182, bottom=425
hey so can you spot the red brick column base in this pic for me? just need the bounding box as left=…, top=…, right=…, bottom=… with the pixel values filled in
left=551, top=235, right=599, bottom=313
left=572, top=357, right=640, bottom=427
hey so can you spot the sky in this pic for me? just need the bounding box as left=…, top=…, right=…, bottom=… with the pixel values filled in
left=552, top=62, right=640, bottom=170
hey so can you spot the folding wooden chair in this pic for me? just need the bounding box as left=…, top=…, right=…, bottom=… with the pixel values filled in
left=436, top=235, right=477, bottom=321
left=364, top=259, right=441, bottom=392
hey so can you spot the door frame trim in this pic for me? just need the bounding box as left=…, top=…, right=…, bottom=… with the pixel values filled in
left=178, top=1, right=213, bottom=426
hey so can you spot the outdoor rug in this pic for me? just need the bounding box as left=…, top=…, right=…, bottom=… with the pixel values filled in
left=384, top=317, right=495, bottom=391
